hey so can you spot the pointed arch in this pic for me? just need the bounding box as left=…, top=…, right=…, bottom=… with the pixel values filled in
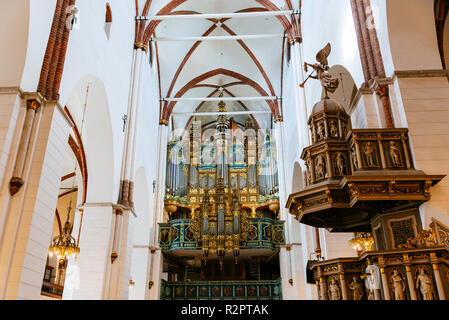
left=162, top=68, right=280, bottom=121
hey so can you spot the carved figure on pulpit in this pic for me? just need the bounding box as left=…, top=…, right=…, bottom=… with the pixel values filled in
left=351, top=148, right=358, bottom=170
left=306, top=158, right=313, bottom=185
left=316, top=121, right=325, bottom=140
left=329, top=120, right=338, bottom=138
left=328, top=278, right=341, bottom=300
left=335, top=152, right=345, bottom=176
left=349, top=276, right=363, bottom=300
left=315, top=155, right=326, bottom=180
left=416, top=268, right=434, bottom=300
left=391, top=269, right=406, bottom=300
left=364, top=142, right=376, bottom=167
left=389, top=141, right=401, bottom=165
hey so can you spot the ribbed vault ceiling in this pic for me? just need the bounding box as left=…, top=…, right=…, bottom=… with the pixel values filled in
left=142, top=0, right=300, bottom=130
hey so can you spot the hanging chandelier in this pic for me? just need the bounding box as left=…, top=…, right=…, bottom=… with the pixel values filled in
left=49, top=192, right=80, bottom=259
left=349, top=232, right=374, bottom=255
left=49, top=218, right=80, bottom=259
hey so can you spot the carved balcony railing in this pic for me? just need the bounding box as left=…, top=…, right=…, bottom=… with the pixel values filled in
left=159, top=218, right=285, bottom=252
left=41, top=281, right=64, bottom=299
left=160, top=278, right=282, bottom=300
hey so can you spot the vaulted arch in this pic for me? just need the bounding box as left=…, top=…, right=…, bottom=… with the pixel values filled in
left=162, top=68, right=280, bottom=121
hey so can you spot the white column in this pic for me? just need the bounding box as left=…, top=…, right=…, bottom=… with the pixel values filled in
left=432, top=263, right=447, bottom=300
left=107, top=46, right=145, bottom=299
left=113, top=209, right=136, bottom=299
left=273, top=120, right=298, bottom=299
left=118, top=49, right=138, bottom=189
left=380, top=267, right=391, bottom=300
left=127, top=49, right=145, bottom=184
left=290, top=42, right=310, bottom=149
left=405, top=265, right=417, bottom=300
left=147, top=124, right=168, bottom=300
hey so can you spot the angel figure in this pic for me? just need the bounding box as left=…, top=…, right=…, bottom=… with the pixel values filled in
left=300, top=43, right=340, bottom=98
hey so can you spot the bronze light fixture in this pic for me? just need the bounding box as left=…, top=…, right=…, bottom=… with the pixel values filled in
left=49, top=200, right=80, bottom=259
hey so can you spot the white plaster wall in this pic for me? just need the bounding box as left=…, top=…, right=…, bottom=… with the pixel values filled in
left=0, top=0, right=30, bottom=87
left=385, top=0, right=442, bottom=72
left=392, top=76, right=449, bottom=230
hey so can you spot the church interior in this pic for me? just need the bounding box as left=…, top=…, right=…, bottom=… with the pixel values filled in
left=0, top=0, right=449, bottom=301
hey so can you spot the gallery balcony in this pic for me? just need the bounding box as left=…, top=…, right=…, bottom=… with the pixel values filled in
left=160, top=278, right=282, bottom=300
left=159, top=217, right=285, bottom=253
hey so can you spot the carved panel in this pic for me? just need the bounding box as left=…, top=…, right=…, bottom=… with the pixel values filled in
left=360, top=141, right=381, bottom=169
left=383, top=140, right=406, bottom=169
left=388, top=216, right=418, bottom=248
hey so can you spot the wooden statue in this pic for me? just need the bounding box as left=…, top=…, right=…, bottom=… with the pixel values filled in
left=300, top=43, right=340, bottom=98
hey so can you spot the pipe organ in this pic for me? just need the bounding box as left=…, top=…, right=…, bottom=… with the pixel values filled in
left=161, top=100, right=285, bottom=282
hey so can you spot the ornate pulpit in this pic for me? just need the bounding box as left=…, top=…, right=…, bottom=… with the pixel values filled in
left=287, top=43, right=448, bottom=300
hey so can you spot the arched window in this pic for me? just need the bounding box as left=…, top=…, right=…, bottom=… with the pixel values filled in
left=105, top=2, right=112, bottom=39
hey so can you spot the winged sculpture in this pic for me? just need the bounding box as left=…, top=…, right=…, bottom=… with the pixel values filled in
left=300, top=42, right=340, bottom=98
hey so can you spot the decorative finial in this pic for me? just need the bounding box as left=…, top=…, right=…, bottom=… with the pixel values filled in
left=300, top=42, right=339, bottom=98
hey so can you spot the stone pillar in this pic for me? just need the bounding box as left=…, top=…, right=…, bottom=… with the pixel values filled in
left=107, top=44, right=146, bottom=300
left=274, top=120, right=298, bottom=298
left=106, top=207, right=136, bottom=300
left=432, top=262, right=446, bottom=300
left=405, top=265, right=417, bottom=300
left=0, top=100, right=73, bottom=299
left=118, top=47, right=145, bottom=208
left=319, top=273, right=326, bottom=300
left=338, top=264, right=349, bottom=300
left=70, top=204, right=115, bottom=300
